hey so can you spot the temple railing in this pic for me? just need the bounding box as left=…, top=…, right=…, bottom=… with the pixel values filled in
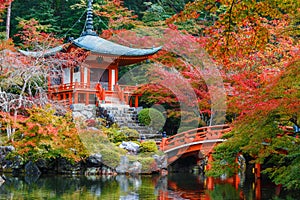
left=114, top=84, right=125, bottom=103
left=48, top=82, right=141, bottom=106
left=115, top=84, right=139, bottom=105
left=49, top=82, right=92, bottom=92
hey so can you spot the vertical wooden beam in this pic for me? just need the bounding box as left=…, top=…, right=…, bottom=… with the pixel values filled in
left=70, top=67, right=74, bottom=84
left=160, top=138, right=167, bottom=151
left=255, top=178, right=261, bottom=200
left=108, top=68, right=112, bottom=91
left=85, top=92, right=89, bottom=105
left=134, top=95, right=139, bottom=108
left=69, top=92, right=72, bottom=105
left=115, top=66, right=118, bottom=84
left=87, top=68, right=91, bottom=87
left=234, top=174, right=240, bottom=190
left=255, top=163, right=261, bottom=179
left=61, top=68, right=64, bottom=85
left=80, top=66, right=84, bottom=87
left=207, top=176, right=214, bottom=190
left=74, top=92, right=78, bottom=104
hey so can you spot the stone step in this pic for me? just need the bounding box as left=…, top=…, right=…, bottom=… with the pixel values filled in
left=97, top=104, right=156, bottom=138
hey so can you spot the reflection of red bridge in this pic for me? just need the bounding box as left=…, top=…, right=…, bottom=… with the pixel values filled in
left=160, top=125, right=232, bottom=165
left=158, top=125, right=294, bottom=199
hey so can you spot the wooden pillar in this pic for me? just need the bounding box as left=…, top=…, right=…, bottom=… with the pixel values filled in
left=70, top=67, right=74, bottom=84
left=255, top=163, right=261, bottom=179
left=275, top=184, right=282, bottom=196
left=101, top=89, right=106, bottom=102
left=69, top=92, right=72, bottom=105
left=74, top=92, right=78, bottom=104
left=207, top=176, right=214, bottom=190
left=115, top=67, right=118, bottom=84
left=134, top=95, right=139, bottom=108
left=129, top=98, right=132, bottom=107
left=160, top=138, right=167, bottom=151
left=108, top=68, right=112, bottom=91
left=255, top=178, right=261, bottom=200
left=125, top=93, right=129, bottom=105
left=87, top=68, right=91, bottom=87
left=234, top=174, right=240, bottom=190
left=85, top=92, right=89, bottom=105
left=80, top=66, right=84, bottom=87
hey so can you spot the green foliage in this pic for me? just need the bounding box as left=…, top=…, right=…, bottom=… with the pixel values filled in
left=208, top=184, right=241, bottom=200
left=138, top=108, right=165, bottom=132
left=104, top=126, right=139, bottom=143
left=137, top=157, right=156, bottom=173
left=7, top=0, right=89, bottom=39
left=79, top=128, right=161, bottom=172
left=119, top=126, right=140, bottom=141
left=139, top=140, right=158, bottom=153
left=263, top=139, right=300, bottom=190
left=99, top=148, right=120, bottom=168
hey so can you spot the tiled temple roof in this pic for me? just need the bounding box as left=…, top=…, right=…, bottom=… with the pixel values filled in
left=73, top=35, right=161, bottom=56
left=19, top=0, right=161, bottom=59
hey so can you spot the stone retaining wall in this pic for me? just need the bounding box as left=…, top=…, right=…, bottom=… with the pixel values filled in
left=72, top=104, right=97, bottom=119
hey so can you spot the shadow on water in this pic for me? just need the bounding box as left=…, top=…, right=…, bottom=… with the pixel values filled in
left=0, top=171, right=299, bottom=200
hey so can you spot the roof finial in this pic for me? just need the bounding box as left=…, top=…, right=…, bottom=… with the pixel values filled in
left=82, top=0, right=97, bottom=36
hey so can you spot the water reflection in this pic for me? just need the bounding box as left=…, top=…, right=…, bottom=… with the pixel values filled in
left=0, top=173, right=298, bottom=200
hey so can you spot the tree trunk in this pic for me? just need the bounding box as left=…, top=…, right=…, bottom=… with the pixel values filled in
left=6, top=2, right=12, bottom=40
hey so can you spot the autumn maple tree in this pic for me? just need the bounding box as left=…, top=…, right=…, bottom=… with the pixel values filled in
left=98, top=0, right=300, bottom=189
left=0, top=0, right=298, bottom=190
left=160, top=0, right=300, bottom=189
left=3, top=105, right=87, bottom=162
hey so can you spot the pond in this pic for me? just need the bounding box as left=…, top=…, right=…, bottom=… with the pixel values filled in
left=0, top=171, right=297, bottom=200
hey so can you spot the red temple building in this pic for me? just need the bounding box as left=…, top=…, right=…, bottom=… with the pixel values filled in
left=20, top=0, right=161, bottom=109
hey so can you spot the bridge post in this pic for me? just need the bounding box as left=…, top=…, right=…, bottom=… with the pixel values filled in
left=206, top=176, right=214, bottom=190
left=160, top=138, right=167, bottom=151
left=254, top=163, right=261, bottom=179
left=205, top=153, right=213, bottom=171
left=255, top=177, right=261, bottom=200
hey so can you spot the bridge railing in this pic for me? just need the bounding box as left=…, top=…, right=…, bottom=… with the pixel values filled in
left=160, top=124, right=231, bottom=151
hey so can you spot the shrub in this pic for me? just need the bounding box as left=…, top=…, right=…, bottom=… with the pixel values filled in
left=10, top=105, right=87, bottom=162
left=120, top=127, right=139, bottom=141
left=138, top=108, right=165, bottom=131
left=104, top=126, right=140, bottom=143
left=99, top=148, right=120, bottom=168
left=140, top=140, right=158, bottom=153
left=105, top=127, right=127, bottom=143
left=137, top=157, right=157, bottom=173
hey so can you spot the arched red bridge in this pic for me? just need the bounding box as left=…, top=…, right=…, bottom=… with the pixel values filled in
left=160, top=125, right=232, bottom=165
left=160, top=124, right=295, bottom=165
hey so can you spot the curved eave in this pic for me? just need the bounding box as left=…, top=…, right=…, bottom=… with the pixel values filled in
left=18, top=45, right=65, bottom=57
left=72, top=35, right=162, bottom=57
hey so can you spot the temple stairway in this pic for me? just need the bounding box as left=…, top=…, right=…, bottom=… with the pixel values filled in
left=97, top=94, right=161, bottom=141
